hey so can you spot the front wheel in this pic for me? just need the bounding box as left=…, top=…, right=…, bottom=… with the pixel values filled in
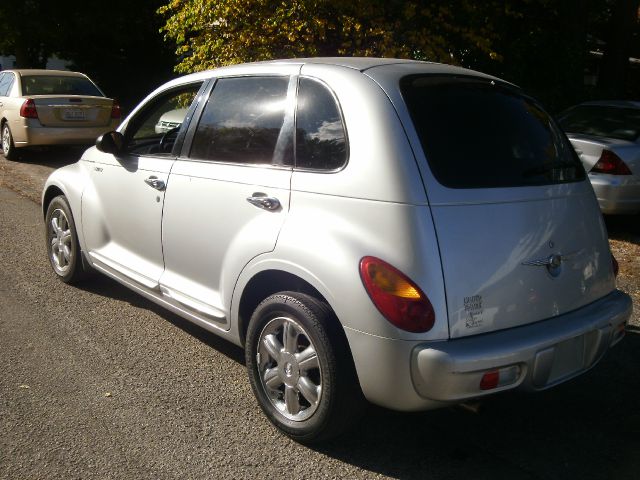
left=246, top=292, right=365, bottom=443
left=2, top=123, right=17, bottom=160
left=45, top=195, right=86, bottom=284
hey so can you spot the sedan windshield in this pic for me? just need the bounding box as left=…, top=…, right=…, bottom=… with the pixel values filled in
left=558, top=105, right=640, bottom=142
left=21, top=75, right=103, bottom=97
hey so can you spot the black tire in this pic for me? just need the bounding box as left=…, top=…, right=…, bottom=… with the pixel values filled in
left=2, top=122, right=17, bottom=160
left=45, top=195, right=87, bottom=284
left=246, top=291, right=365, bottom=443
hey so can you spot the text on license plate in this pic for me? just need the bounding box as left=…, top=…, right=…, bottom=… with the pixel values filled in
left=62, top=108, right=86, bottom=121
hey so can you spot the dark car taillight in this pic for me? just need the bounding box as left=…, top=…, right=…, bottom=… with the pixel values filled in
left=591, top=150, right=632, bottom=175
left=19, top=99, right=38, bottom=119
left=359, top=256, right=435, bottom=333
left=111, top=100, right=122, bottom=119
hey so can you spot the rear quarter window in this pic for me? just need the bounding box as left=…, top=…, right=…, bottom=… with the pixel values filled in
left=295, top=77, right=347, bottom=170
left=400, top=75, right=584, bottom=189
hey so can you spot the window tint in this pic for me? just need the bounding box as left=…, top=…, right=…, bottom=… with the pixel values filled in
left=0, top=73, right=14, bottom=96
left=295, top=77, right=347, bottom=170
left=124, top=83, right=202, bottom=156
left=21, top=75, right=103, bottom=96
left=190, top=76, right=290, bottom=165
left=558, top=105, right=640, bottom=142
left=400, top=75, right=584, bottom=189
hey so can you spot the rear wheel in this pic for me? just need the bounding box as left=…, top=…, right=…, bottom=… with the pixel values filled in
left=246, top=292, right=365, bottom=443
left=2, top=122, right=17, bottom=160
left=45, top=195, right=86, bottom=284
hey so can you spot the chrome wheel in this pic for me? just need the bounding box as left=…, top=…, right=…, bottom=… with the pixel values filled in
left=48, top=208, right=73, bottom=275
left=257, top=316, right=322, bottom=421
left=2, top=124, right=12, bottom=157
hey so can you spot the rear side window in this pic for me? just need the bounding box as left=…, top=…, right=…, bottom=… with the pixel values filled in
left=21, top=75, right=103, bottom=96
left=400, top=75, right=584, bottom=189
left=190, top=76, right=291, bottom=165
left=295, top=77, right=347, bottom=170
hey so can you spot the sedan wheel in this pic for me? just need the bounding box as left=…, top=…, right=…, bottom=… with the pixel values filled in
left=246, top=292, right=364, bottom=443
left=45, top=196, right=86, bottom=283
left=2, top=123, right=17, bottom=160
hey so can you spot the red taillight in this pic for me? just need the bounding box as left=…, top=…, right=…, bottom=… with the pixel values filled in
left=612, top=253, right=619, bottom=277
left=19, top=99, right=38, bottom=119
left=111, top=100, right=121, bottom=119
left=359, top=256, right=435, bottom=333
left=591, top=150, right=632, bottom=175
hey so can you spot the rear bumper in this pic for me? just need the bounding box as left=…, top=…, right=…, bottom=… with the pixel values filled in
left=345, top=290, right=632, bottom=411
left=589, top=174, right=640, bottom=215
left=11, top=119, right=118, bottom=147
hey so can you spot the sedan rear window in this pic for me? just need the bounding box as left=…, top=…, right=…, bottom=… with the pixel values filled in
left=401, top=75, right=584, bottom=189
left=558, top=105, right=640, bottom=142
left=21, top=75, right=103, bottom=97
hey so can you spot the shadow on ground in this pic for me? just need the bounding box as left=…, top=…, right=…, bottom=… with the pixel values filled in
left=605, top=213, right=640, bottom=245
left=75, top=274, right=639, bottom=479
left=10, top=146, right=85, bottom=169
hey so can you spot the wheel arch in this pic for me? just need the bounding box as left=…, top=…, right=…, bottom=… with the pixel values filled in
left=236, top=269, right=330, bottom=346
left=42, top=185, right=66, bottom=218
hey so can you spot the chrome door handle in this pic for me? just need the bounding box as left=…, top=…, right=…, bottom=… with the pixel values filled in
left=144, top=176, right=166, bottom=191
left=246, top=193, right=281, bottom=211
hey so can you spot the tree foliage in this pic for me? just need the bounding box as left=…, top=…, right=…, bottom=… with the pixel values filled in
left=158, top=0, right=640, bottom=110
left=0, top=0, right=175, bottom=110
left=158, top=0, right=502, bottom=73
left=0, top=0, right=60, bottom=67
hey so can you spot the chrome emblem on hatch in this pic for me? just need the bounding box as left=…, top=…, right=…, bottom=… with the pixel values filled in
left=522, top=252, right=577, bottom=278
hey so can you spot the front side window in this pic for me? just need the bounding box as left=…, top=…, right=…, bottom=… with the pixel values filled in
left=190, top=76, right=290, bottom=165
left=21, top=75, right=103, bottom=96
left=124, top=83, right=202, bottom=156
left=295, top=77, right=347, bottom=170
left=401, top=75, right=585, bottom=189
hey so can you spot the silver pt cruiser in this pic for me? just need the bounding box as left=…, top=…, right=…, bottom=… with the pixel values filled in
left=42, top=58, right=632, bottom=442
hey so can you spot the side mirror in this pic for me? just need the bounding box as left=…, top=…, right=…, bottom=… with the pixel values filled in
left=96, top=131, right=124, bottom=154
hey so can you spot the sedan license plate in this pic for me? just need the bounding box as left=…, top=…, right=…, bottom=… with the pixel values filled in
left=62, top=108, right=86, bottom=121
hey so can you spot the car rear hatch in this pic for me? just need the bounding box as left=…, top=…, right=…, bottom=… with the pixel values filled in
left=31, top=95, right=113, bottom=127
left=370, top=67, right=616, bottom=339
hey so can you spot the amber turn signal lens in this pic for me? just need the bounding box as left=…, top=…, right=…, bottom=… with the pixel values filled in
left=359, top=256, right=435, bottom=333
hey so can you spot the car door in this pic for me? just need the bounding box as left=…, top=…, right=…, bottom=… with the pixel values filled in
left=81, top=81, right=205, bottom=289
left=159, top=70, right=297, bottom=327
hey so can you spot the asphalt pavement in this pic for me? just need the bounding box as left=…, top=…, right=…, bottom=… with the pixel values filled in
left=1, top=159, right=639, bottom=479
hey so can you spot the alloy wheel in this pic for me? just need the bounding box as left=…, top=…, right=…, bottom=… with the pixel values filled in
left=48, top=208, right=73, bottom=275
left=256, top=316, right=322, bottom=421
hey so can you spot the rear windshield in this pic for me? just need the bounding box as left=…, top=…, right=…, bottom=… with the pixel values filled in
left=21, top=75, right=103, bottom=97
left=400, top=75, right=584, bottom=189
left=558, top=105, right=640, bottom=142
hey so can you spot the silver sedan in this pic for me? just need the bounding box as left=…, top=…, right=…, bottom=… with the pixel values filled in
left=558, top=101, right=640, bottom=215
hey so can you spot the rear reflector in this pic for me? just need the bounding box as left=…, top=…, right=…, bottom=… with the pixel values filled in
left=19, top=99, right=38, bottom=119
left=111, top=100, right=121, bottom=119
left=359, top=256, right=435, bottom=333
left=591, top=150, right=632, bottom=175
left=480, top=365, right=521, bottom=390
